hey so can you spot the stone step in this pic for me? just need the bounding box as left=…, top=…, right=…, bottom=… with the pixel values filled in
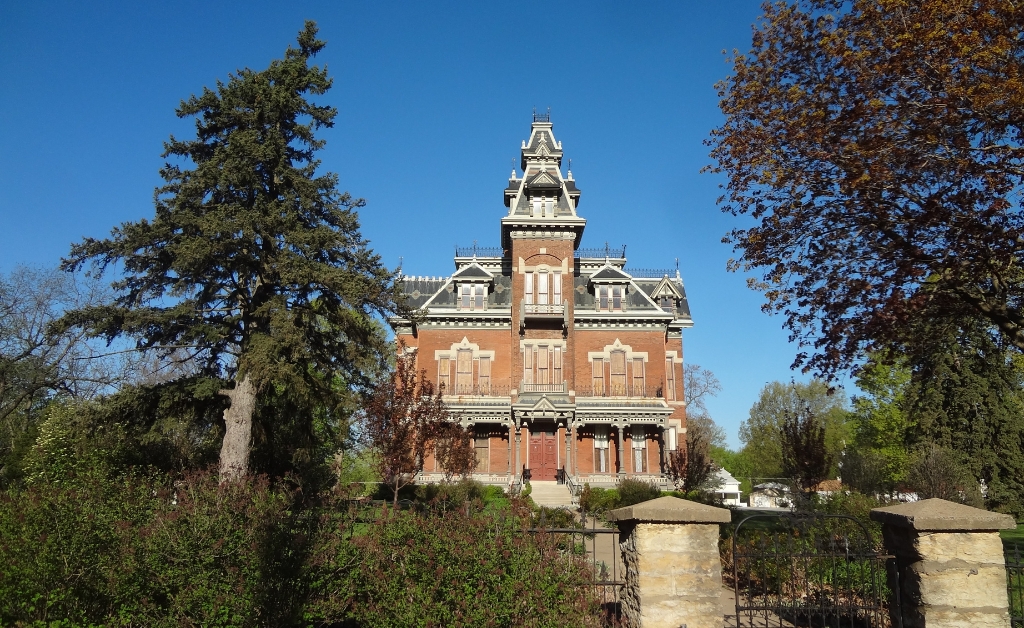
left=528, top=480, right=575, bottom=508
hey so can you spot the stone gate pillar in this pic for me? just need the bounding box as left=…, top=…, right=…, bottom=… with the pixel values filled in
left=607, top=496, right=730, bottom=628
left=870, top=498, right=1016, bottom=628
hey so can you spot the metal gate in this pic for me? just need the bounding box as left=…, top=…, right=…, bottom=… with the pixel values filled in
left=730, top=513, right=899, bottom=628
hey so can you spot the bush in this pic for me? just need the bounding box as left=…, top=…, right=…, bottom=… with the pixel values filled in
left=616, top=478, right=661, bottom=507
left=306, top=502, right=602, bottom=627
left=0, top=467, right=603, bottom=627
left=0, top=466, right=306, bottom=627
left=662, top=489, right=724, bottom=507
left=579, top=484, right=619, bottom=513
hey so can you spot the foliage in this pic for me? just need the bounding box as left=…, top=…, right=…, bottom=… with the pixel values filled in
left=780, top=403, right=834, bottom=492
left=710, top=446, right=755, bottom=494
left=432, top=422, right=476, bottom=483
left=333, top=448, right=380, bottom=497
left=305, top=502, right=603, bottom=628
left=845, top=356, right=913, bottom=495
left=0, top=463, right=604, bottom=627
left=578, top=484, right=620, bottom=513
left=739, top=380, right=850, bottom=480
left=908, top=444, right=984, bottom=508
left=708, top=0, right=1024, bottom=378
left=360, top=352, right=451, bottom=505
left=902, top=315, right=1024, bottom=516
left=0, top=466, right=307, bottom=627
left=57, top=22, right=400, bottom=481
left=0, top=267, right=143, bottom=487
left=413, top=478, right=506, bottom=512
left=615, top=478, right=662, bottom=507
left=667, top=414, right=721, bottom=494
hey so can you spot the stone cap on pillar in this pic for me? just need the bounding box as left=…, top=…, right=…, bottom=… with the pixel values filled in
left=606, top=496, right=731, bottom=524
left=870, top=498, right=1016, bottom=531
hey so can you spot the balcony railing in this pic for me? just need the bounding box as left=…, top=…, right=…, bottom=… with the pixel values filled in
left=575, top=244, right=626, bottom=259
left=519, top=381, right=568, bottom=394
left=455, top=244, right=503, bottom=257
left=523, top=302, right=565, bottom=316
left=442, top=384, right=511, bottom=397
left=574, top=384, right=665, bottom=399
left=627, top=268, right=676, bottom=278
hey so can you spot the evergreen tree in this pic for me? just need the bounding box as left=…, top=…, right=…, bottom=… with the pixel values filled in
left=905, top=317, right=1024, bottom=517
left=58, top=22, right=401, bottom=481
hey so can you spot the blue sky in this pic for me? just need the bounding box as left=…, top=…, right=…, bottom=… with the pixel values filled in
left=0, top=0, right=841, bottom=447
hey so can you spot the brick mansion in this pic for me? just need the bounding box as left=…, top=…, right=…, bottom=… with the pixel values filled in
left=391, top=115, right=693, bottom=487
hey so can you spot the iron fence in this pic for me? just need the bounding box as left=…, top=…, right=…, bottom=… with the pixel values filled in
left=727, top=513, right=899, bottom=628
left=525, top=507, right=624, bottom=626
left=1009, top=542, right=1023, bottom=628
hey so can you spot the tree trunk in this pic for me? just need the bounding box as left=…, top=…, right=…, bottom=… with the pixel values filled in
left=219, top=372, right=256, bottom=482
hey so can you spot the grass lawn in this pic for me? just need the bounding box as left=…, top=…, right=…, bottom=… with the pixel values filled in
left=1002, top=525, right=1024, bottom=547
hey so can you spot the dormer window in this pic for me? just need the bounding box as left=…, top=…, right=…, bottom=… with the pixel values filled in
left=598, top=286, right=624, bottom=311
left=660, top=295, right=674, bottom=309
left=459, top=284, right=486, bottom=310
left=531, top=196, right=554, bottom=218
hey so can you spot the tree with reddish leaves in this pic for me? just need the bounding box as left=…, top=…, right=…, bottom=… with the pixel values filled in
left=431, top=421, right=476, bottom=483
left=666, top=415, right=720, bottom=493
left=780, top=403, right=835, bottom=493
left=360, top=352, right=457, bottom=505
left=708, top=0, right=1024, bottom=378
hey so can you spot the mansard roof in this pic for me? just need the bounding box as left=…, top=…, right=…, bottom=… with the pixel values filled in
left=525, top=169, right=562, bottom=191
left=590, top=265, right=632, bottom=282
left=451, top=263, right=494, bottom=280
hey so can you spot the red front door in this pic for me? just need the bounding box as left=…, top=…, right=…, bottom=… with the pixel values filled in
left=529, top=428, right=558, bottom=480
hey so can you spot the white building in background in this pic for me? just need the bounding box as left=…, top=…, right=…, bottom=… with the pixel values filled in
left=714, top=468, right=743, bottom=506
left=749, top=482, right=793, bottom=509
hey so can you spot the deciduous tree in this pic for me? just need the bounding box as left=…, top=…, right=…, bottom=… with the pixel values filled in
left=361, top=353, right=451, bottom=505
left=709, top=0, right=1024, bottom=378
left=739, top=380, right=850, bottom=480
left=58, top=23, right=400, bottom=481
left=780, top=403, right=834, bottom=492
left=667, top=415, right=720, bottom=493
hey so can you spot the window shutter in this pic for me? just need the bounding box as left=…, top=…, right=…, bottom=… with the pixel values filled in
left=478, top=356, right=490, bottom=393
left=438, top=357, right=450, bottom=392
left=456, top=350, right=473, bottom=392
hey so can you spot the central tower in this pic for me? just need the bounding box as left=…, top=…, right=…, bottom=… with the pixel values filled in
left=502, top=113, right=586, bottom=401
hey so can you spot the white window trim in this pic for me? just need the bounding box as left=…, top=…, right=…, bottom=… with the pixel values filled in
left=435, top=337, right=496, bottom=361
left=588, top=339, right=648, bottom=363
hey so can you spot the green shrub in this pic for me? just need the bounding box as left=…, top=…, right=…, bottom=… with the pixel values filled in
left=662, top=489, right=724, bottom=507
left=0, top=466, right=306, bottom=627
left=1, top=468, right=604, bottom=627
left=579, top=484, right=620, bottom=512
left=306, top=503, right=602, bottom=627
left=616, top=478, right=661, bottom=507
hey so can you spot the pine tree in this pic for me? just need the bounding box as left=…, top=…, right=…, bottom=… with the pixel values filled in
left=59, top=22, right=401, bottom=481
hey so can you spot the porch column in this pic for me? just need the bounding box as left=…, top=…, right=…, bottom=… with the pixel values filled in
left=564, top=421, right=571, bottom=477
left=658, top=427, right=666, bottom=474
left=870, top=498, right=1016, bottom=628
left=514, top=426, right=521, bottom=479
left=507, top=423, right=512, bottom=476
left=570, top=421, right=578, bottom=476
left=616, top=424, right=625, bottom=477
